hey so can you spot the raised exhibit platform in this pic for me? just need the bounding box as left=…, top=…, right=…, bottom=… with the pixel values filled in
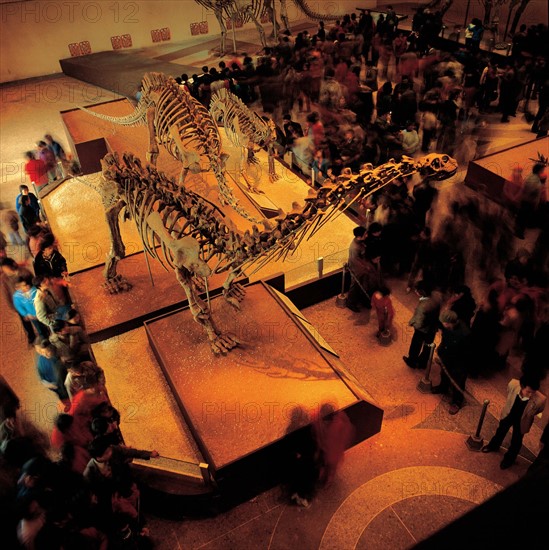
left=144, top=281, right=383, bottom=492
left=68, top=251, right=237, bottom=342
left=465, top=136, right=549, bottom=206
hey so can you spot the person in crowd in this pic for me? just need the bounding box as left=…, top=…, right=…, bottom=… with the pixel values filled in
left=33, top=233, right=69, bottom=283
left=23, top=151, right=48, bottom=187
left=33, top=275, right=69, bottom=328
left=36, top=141, right=57, bottom=182
left=515, top=162, right=546, bottom=238
left=84, top=436, right=159, bottom=521
left=465, top=18, right=483, bottom=53
left=0, top=230, right=6, bottom=258
left=1, top=258, right=35, bottom=344
left=19, top=195, right=40, bottom=234
left=65, top=361, right=106, bottom=401
left=495, top=293, right=535, bottom=370
left=527, top=421, right=549, bottom=475
left=482, top=375, right=546, bottom=469
left=15, top=185, right=41, bottom=220
left=346, top=226, right=368, bottom=312
left=49, top=319, right=90, bottom=366
left=44, top=134, right=66, bottom=179
left=34, top=339, right=70, bottom=409
left=401, top=122, right=420, bottom=156
left=447, top=284, right=477, bottom=326
left=282, top=112, right=304, bottom=150
left=431, top=310, right=472, bottom=415
left=311, top=148, right=331, bottom=183
left=26, top=226, right=50, bottom=259
left=469, top=289, right=501, bottom=377
left=312, top=403, right=354, bottom=486
left=0, top=208, right=25, bottom=246
left=0, top=374, right=20, bottom=422
left=406, top=227, right=433, bottom=294
left=403, top=280, right=442, bottom=369
left=50, top=413, right=92, bottom=474
left=372, top=285, right=395, bottom=339
left=13, top=275, right=49, bottom=341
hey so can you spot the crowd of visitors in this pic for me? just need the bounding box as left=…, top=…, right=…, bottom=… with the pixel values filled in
left=1, top=200, right=160, bottom=547
left=169, top=11, right=548, bottom=178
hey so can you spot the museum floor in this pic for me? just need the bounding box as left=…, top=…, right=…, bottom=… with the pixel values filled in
left=1, top=22, right=548, bottom=550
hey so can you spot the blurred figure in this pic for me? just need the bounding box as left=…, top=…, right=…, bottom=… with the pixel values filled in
left=312, top=403, right=354, bottom=486
left=372, top=286, right=395, bottom=340
left=0, top=208, right=25, bottom=246
left=283, top=407, right=319, bottom=507
left=431, top=310, right=472, bottom=415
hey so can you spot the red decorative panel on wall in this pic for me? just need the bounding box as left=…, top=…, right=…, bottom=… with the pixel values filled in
left=79, top=41, right=92, bottom=55
left=199, top=21, right=209, bottom=34
left=260, top=12, right=270, bottom=24
left=160, top=28, right=171, bottom=41
left=226, top=18, right=232, bottom=30
left=68, top=43, right=81, bottom=57
left=235, top=17, right=243, bottom=28
left=151, top=29, right=162, bottom=42
left=190, top=23, right=200, bottom=36
left=121, top=34, right=132, bottom=47
left=111, top=36, right=122, bottom=49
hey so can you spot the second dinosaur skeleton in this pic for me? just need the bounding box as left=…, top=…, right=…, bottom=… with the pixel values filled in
left=79, top=72, right=262, bottom=224
left=210, top=88, right=279, bottom=189
left=94, top=151, right=457, bottom=354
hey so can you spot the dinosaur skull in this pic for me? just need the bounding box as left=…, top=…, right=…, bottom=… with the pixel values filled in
left=418, top=154, right=458, bottom=181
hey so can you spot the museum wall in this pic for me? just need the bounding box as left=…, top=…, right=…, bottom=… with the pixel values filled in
left=0, top=0, right=377, bottom=83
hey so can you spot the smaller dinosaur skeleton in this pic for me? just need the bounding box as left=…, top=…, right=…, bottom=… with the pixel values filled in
left=210, top=88, right=279, bottom=189
left=79, top=72, right=262, bottom=224
left=93, top=152, right=457, bottom=354
left=194, top=0, right=267, bottom=54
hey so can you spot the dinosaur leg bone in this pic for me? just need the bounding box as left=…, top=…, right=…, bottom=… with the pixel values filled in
left=146, top=105, right=160, bottom=165
left=222, top=269, right=246, bottom=309
left=175, top=267, right=239, bottom=355
left=103, top=199, right=133, bottom=293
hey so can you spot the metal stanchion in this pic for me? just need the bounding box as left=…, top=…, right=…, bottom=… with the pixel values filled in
left=466, top=399, right=490, bottom=451
left=317, top=256, right=324, bottom=278
left=417, top=343, right=436, bottom=393
left=335, top=264, right=347, bottom=308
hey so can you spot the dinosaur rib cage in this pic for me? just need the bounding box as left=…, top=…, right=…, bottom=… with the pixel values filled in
left=106, top=153, right=316, bottom=279
left=147, top=75, right=223, bottom=167
left=210, top=89, right=271, bottom=149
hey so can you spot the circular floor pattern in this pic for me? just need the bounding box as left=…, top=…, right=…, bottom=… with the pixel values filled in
left=319, top=466, right=502, bottom=550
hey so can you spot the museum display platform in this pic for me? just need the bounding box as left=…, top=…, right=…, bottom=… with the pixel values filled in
left=68, top=251, right=238, bottom=342
left=143, top=281, right=383, bottom=494
left=464, top=136, right=549, bottom=206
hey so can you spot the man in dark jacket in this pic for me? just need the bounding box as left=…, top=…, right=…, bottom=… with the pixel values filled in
left=431, top=310, right=472, bottom=414
left=403, top=280, right=442, bottom=369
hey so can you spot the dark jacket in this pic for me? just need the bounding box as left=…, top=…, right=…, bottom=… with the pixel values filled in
left=33, top=250, right=67, bottom=278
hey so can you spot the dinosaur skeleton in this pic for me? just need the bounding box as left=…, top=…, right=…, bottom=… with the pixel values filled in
left=94, top=151, right=457, bottom=354
left=194, top=0, right=348, bottom=52
left=79, top=72, right=261, bottom=224
left=210, top=88, right=279, bottom=189
left=195, top=0, right=267, bottom=54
